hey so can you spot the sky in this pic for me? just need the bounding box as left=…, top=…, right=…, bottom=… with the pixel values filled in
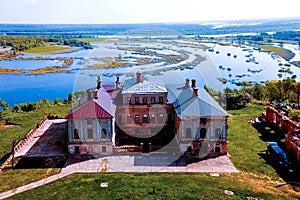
left=1, top=0, right=300, bottom=24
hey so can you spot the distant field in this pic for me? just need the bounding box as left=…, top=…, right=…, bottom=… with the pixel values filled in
left=76, top=38, right=105, bottom=42
left=23, top=45, right=72, bottom=53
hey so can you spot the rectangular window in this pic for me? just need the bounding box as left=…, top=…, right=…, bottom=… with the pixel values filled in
left=135, top=97, right=139, bottom=104
left=87, top=128, right=93, bottom=139
left=151, top=97, right=155, bottom=104
left=159, top=96, right=163, bottom=104
left=127, top=97, right=131, bottom=104
left=200, top=118, right=207, bottom=125
left=101, top=146, right=107, bottom=153
left=143, top=97, right=147, bottom=104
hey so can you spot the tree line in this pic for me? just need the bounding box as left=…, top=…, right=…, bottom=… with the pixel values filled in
left=205, top=78, right=300, bottom=110
left=0, top=35, right=92, bottom=52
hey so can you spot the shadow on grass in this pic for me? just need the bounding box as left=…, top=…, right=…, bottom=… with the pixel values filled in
left=254, top=122, right=300, bottom=192
left=258, top=151, right=300, bottom=191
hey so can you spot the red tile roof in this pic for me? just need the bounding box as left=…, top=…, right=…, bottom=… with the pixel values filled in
left=66, top=100, right=112, bottom=119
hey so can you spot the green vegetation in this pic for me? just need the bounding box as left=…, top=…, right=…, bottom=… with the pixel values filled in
left=87, top=57, right=128, bottom=68
left=0, top=168, right=61, bottom=193
left=7, top=172, right=298, bottom=200
left=76, top=38, right=105, bottom=42
left=23, top=45, right=72, bottom=54
left=260, top=45, right=295, bottom=61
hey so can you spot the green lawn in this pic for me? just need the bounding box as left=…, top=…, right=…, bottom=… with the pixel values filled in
left=227, top=104, right=279, bottom=178
left=23, top=45, right=72, bottom=53
left=6, top=173, right=298, bottom=200
left=76, top=38, right=105, bottom=42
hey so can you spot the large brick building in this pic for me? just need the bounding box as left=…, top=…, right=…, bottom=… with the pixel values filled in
left=66, top=72, right=229, bottom=157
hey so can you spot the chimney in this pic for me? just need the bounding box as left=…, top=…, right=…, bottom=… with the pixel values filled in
left=185, top=78, right=190, bottom=88
left=191, top=79, right=198, bottom=97
left=193, top=87, right=199, bottom=97
left=94, top=89, right=98, bottom=99
left=115, top=76, right=121, bottom=90
left=97, top=75, right=102, bottom=89
left=136, top=71, right=143, bottom=83
left=191, top=79, right=196, bottom=88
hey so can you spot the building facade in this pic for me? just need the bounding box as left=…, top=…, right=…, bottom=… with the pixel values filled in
left=66, top=72, right=229, bottom=157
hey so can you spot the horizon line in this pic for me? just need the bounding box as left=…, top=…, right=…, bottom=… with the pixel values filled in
left=1, top=16, right=300, bottom=25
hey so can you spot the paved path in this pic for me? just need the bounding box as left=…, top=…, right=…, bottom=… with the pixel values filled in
left=15, top=119, right=67, bottom=158
left=0, top=155, right=238, bottom=199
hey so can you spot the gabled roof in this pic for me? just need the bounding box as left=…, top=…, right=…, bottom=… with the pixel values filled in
left=66, top=100, right=112, bottom=119
left=66, top=87, right=116, bottom=119
left=122, top=79, right=167, bottom=94
left=167, top=84, right=228, bottom=118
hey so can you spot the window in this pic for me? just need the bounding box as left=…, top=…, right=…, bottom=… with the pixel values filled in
left=87, top=119, right=93, bottom=125
left=73, top=129, right=79, bottom=139
left=159, top=96, right=163, bottom=104
left=200, top=118, right=207, bottom=125
left=127, top=114, right=131, bottom=124
left=87, top=128, right=93, bottom=139
left=135, top=115, right=140, bottom=124
left=200, top=128, right=207, bottom=139
left=143, top=114, right=148, bottom=123
left=143, top=97, right=147, bottom=104
left=150, top=114, right=156, bottom=124
left=75, top=146, right=80, bottom=153
left=159, top=114, right=165, bottom=123
left=215, top=128, right=221, bottom=138
left=186, top=128, right=192, bottom=138
left=135, top=97, right=139, bottom=104
left=101, top=128, right=107, bottom=139
left=101, top=146, right=107, bottom=153
left=151, top=97, right=155, bottom=104
left=127, top=97, right=131, bottom=104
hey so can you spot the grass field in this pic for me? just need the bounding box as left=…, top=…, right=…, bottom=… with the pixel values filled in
left=76, top=38, right=105, bottom=42
left=23, top=45, right=72, bottom=54
left=1, top=103, right=299, bottom=199
left=6, top=173, right=299, bottom=200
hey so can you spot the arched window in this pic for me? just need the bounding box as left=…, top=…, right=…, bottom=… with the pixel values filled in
left=150, top=114, right=156, bottom=123
left=215, top=128, right=221, bottom=138
left=186, top=128, right=192, bottom=138
left=200, top=128, right=207, bottom=139
left=73, top=129, right=79, bottom=139
left=135, top=115, right=140, bottom=124
left=101, top=128, right=107, bottom=139
left=143, top=114, right=148, bottom=123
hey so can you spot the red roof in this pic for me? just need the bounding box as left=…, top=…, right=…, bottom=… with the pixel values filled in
left=66, top=100, right=112, bottom=119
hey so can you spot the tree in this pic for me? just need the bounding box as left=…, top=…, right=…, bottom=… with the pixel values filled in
left=0, top=99, right=9, bottom=110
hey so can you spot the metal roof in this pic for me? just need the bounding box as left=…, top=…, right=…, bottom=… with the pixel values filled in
left=122, top=80, right=167, bottom=94
left=167, top=84, right=228, bottom=118
left=66, top=100, right=112, bottom=119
